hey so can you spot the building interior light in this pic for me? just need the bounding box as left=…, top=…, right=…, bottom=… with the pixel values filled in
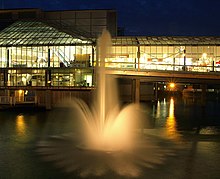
left=202, top=53, right=207, bottom=59
left=19, top=90, right=23, bottom=95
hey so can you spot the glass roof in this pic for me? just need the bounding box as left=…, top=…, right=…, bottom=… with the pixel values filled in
left=1, top=20, right=220, bottom=47
left=0, top=20, right=94, bottom=46
left=112, top=36, right=220, bottom=46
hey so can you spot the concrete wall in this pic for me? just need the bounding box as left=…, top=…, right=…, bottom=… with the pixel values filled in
left=118, top=79, right=154, bottom=103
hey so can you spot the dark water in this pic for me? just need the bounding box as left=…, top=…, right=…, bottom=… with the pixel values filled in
left=1, top=96, right=220, bottom=179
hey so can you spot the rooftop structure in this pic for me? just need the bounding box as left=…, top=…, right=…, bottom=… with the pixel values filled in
left=0, top=8, right=117, bottom=38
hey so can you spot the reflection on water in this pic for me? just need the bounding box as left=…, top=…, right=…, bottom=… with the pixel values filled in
left=165, top=98, right=181, bottom=141
left=153, top=97, right=181, bottom=141
left=154, top=101, right=161, bottom=119
left=16, top=114, right=26, bottom=136
left=36, top=133, right=175, bottom=178
left=1, top=97, right=220, bottom=178
left=153, top=99, right=168, bottom=121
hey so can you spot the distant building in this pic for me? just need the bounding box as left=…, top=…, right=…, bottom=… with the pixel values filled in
left=0, top=8, right=220, bottom=108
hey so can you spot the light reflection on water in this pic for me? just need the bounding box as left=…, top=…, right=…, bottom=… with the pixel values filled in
left=152, top=97, right=181, bottom=141
left=165, top=98, right=181, bottom=141
left=1, top=98, right=220, bottom=178
left=16, top=114, right=26, bottom=136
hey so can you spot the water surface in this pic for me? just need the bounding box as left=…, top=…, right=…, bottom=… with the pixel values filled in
left=1, top=96, right=220, bottom=179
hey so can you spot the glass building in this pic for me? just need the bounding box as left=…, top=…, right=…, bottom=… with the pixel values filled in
left=0, top=20, right=95, bottom=88
left=110, top=36, right=220, bottom=72
left=0, top=9, right=220, bottom=107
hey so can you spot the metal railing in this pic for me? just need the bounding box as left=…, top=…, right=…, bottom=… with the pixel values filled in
left=0, top=96, right=13, bottom=105
left=0, top=96, right=37, bottom=105
left=1, top=62, right=220, bottom=88
left=104, top=62, right=220, bottom=72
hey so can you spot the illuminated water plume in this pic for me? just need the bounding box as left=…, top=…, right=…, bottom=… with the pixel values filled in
left=37, top=29, right=175, bottom=178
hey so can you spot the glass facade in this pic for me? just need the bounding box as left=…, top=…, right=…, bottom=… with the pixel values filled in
left=1, top=21, right=220, bottom=89
left=0, top=21, right=94, bottom=88
left=109, top=37, right=220, bottom=72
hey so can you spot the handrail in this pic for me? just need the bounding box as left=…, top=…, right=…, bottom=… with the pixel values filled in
left=0, top=96, right=37, bottom=105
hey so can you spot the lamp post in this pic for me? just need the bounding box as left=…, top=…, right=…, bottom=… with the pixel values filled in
left=183, top=49, right=186, bottom=71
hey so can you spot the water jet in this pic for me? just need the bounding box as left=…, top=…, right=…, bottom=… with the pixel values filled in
left=37, top=29, right=173, bottom=177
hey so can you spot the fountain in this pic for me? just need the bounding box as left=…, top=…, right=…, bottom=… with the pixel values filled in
left=73, top=29, right=143, bottom=152
left=37, top=29, right=174, bottom=178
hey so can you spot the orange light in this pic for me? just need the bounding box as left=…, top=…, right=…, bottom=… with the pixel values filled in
left=169, top=83, right=175, bottom=89
left=165, top=98, right=181, bottom=141
left=16, top=115, right=26, bottom=136
left=19, top=90, right=23, bottom=94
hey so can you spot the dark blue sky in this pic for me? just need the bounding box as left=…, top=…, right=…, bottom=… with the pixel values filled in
left=1, top=0, right=220, bottom=36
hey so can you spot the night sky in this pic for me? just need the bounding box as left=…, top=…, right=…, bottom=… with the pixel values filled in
left=1, top=0, right=220, bottom=36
